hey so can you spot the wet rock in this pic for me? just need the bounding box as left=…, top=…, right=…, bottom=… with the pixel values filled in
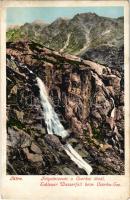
left=10, top=85, right=18, bottom=95
left=100, top=143, right=112, bottom=152
left=68, top=138, right=78, bottom=145
left=71, top=117, right=83, bottom=136
left=14, top=110, right=24, bottom=122
left=44, top=134, right=63, bottom=151
left=23, top=148, right=43, bottom=162
left=83, top=60, right=106, bottom=75
left=30, top=142, right=42, bottom=154
left=76, top=149, right=89, bottom=158
left=106, top=117, right=115, bottom=130
left=7, top=127, right=31, bottom=148
left=91, top=110, right=102, bottom=121
left=6, top=41, right=124, bottom=175
left=86, top=123, right=93, bottom=137
left=106, top=86, right=115, bottom=97
left=63, top=167, right=75, bottom=175
left=119, top=91, right=124, bottom=105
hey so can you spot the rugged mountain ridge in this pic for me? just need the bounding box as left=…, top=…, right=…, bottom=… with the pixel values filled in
left=6, top=41, right=124, bottom=175
left=7, top=13, right=124, bottom=68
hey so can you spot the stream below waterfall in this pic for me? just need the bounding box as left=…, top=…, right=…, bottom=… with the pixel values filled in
left=36, top=77, right=93, bottom=175
left=9, top=56, right=93, bottom=175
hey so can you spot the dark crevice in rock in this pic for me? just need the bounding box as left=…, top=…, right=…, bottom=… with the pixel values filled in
left=6, top=41, right=124, bottom=175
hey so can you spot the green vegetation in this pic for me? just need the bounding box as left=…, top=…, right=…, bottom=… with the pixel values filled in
left=6, top=28, right=25, bottom=42
left=6, top=14, right=123, bottom=55
left=92, top=128, right=103, bottom=141
left=7, top=117, right=25, bottom=129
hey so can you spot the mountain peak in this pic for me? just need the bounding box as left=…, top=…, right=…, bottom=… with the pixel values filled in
left=31, top=19, right=48, bottom=25
left=74, top=12, right=98, bottom=19
left=50, top=17, right=69, bottom=28
left=7, top=24, right=21, bottom=31
left=52, top=17, right=69, bottom=24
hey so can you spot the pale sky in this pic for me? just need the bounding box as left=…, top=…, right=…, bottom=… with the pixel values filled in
left=7, top=7, right=124, bottom=25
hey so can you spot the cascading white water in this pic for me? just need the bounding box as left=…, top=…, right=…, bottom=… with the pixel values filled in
left=110, top=97, right=115, bottom=118
left=37, top=77, right=93, bottom=175
left=37, top=77, right=68, bottom=138
left=63, top=143, right=92, bottom=175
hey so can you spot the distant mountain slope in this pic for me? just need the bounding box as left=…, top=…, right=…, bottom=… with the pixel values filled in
left=6, top=13, right=124, bottom=68
left=81, top=45, right=124, bottom=69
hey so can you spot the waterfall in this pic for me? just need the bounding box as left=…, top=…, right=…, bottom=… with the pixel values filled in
left=8, top=56, right=92, bottom=174
left=37, top=77, right=93, bottom=175
left=36, top=77, right=68, bottom=138
left=63, top=143, right=92, bottom=175
left=110, top=97, right=115, bottom=118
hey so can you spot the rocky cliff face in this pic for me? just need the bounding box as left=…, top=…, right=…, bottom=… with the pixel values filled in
left=7, top=13, right=124, bottom=68
left=6, top=41, right=124, bottom=175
